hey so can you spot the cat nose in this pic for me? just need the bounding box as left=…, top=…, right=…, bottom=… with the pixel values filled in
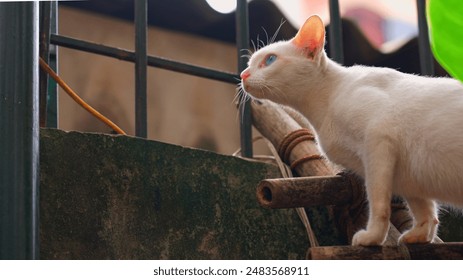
left=240, top=70, right=251, bottom=81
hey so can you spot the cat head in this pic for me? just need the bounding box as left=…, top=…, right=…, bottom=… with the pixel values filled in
left=240, top=15, right=326, bottom=104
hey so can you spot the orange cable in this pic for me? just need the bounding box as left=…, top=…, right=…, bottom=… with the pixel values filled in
left=39, top=57, right=127, bottom=135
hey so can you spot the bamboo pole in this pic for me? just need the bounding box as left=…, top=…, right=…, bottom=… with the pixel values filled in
left=255, top=175, right=431, bottom=244
left=256, top=176, right=352, bottom=208
left=250, top=100, right=335, bottom=176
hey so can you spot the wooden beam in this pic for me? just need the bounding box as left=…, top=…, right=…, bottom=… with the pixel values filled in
left=308, top=245, right=410, bottom=260
left=408, top=242, right=463, bottom=259
left=308, top=243, right=463, bottom=260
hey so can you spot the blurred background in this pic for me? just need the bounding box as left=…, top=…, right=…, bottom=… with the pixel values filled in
left=208, top=0, right=418, bottom=49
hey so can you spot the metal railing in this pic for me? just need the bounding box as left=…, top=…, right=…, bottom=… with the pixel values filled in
left=0, top=0, right=436, bottom=260
left=45, top=0, right=252, bottom=157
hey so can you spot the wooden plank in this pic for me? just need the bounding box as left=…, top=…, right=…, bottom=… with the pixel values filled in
left=308, top=245, right=410, bottom=260
left=308, top=243, right=463, bottom=260
left=408, top=242, right=463, bottom=260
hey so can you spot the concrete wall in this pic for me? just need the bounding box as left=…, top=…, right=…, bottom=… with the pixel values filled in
left=40, top=128, right=308, bottom=259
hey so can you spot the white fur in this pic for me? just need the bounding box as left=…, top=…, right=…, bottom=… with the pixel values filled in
left=241, top=17, right=463, bottom=246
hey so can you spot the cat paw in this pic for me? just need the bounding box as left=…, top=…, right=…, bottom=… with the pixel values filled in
left=398, top=232, right=431, bottom=244
left=352, top=230, right=385, bottom=246
left=398, top=219, right=438, bottom=244
left=399, top=227, right=434, bottom=244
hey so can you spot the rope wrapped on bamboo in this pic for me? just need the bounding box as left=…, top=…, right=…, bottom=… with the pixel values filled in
left=250, top=100, right=334, bottom=176
left=276, top=128, right=324, bottom=170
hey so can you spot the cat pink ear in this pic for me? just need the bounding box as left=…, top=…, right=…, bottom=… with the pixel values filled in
left=292, top=15, right=325, bottom=59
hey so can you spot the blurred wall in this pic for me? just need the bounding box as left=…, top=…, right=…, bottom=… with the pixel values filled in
left=58, top=7, right=253, bottom=155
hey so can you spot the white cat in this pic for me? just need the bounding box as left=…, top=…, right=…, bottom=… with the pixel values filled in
left=240, top=15, right=463, bottom=246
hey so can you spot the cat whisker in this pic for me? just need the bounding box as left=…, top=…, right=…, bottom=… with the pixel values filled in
left=271, top=19, right=286, bottom=43
left=261, top=26, right=270, bottom=46
left=234, top=94, right=243, bottom=121
left=256, top=85, right=267, bottom=99
left=262, top=84, right=272, bottom=96
left=237, top=91, right=253, bottom=123
left=240, top=48, right=253, bottom=56
left=234, top=86, right=247, bottom=121
left=273, top=84, right=289, bottom=101
left=235, top=85, right=253, bottom=106
left=256, top=34, right=262, bottom=50
left=262, top=83, right=287, bottom=103
left=250, top=39, right=257, bottom=53
left=233, top=85, right=245, bottom=105
left=258, top=38, right=266, bottom=49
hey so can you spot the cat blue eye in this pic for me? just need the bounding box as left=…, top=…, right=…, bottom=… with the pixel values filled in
left=265, top=54, right=277, bottom=66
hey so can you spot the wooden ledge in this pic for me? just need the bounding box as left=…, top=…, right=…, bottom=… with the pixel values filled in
left=307, top=242, right=463, bottom=260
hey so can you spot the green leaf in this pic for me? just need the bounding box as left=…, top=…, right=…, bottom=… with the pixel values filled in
left=428, top=0, right=463, bottom=81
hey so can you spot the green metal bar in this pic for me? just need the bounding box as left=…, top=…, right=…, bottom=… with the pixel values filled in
left=0, top=2, right=40, bottom=260
left=135, top=0, right=148, bottom=138
left=46, top=1, right=59, bottom=128
left=416, top=0, right=434, bottom=76
left=328, top=0, right=344, bottom=64
left=50, top=34, right=239, bottom=84
left=39, top=1, right=51, bottom=127
left=236, top=0, right=253, bottom=158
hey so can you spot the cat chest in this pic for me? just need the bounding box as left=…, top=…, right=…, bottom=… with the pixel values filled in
left=316, top=128, right=365, bottom=175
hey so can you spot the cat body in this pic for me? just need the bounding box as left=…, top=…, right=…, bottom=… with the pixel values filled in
left=313, top=65, right=463, bottom=202
left=241, top=15, right=463, bottom=246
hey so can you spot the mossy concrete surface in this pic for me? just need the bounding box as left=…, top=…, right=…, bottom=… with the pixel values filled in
left=39, top=128, right=308, bottom=259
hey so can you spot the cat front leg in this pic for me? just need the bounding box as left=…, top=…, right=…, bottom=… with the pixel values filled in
left=399, top=197, right=439, bottom=244
left=352, top=136, right=396, bottom=246
left=351, top=189, right=392, bottom=246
